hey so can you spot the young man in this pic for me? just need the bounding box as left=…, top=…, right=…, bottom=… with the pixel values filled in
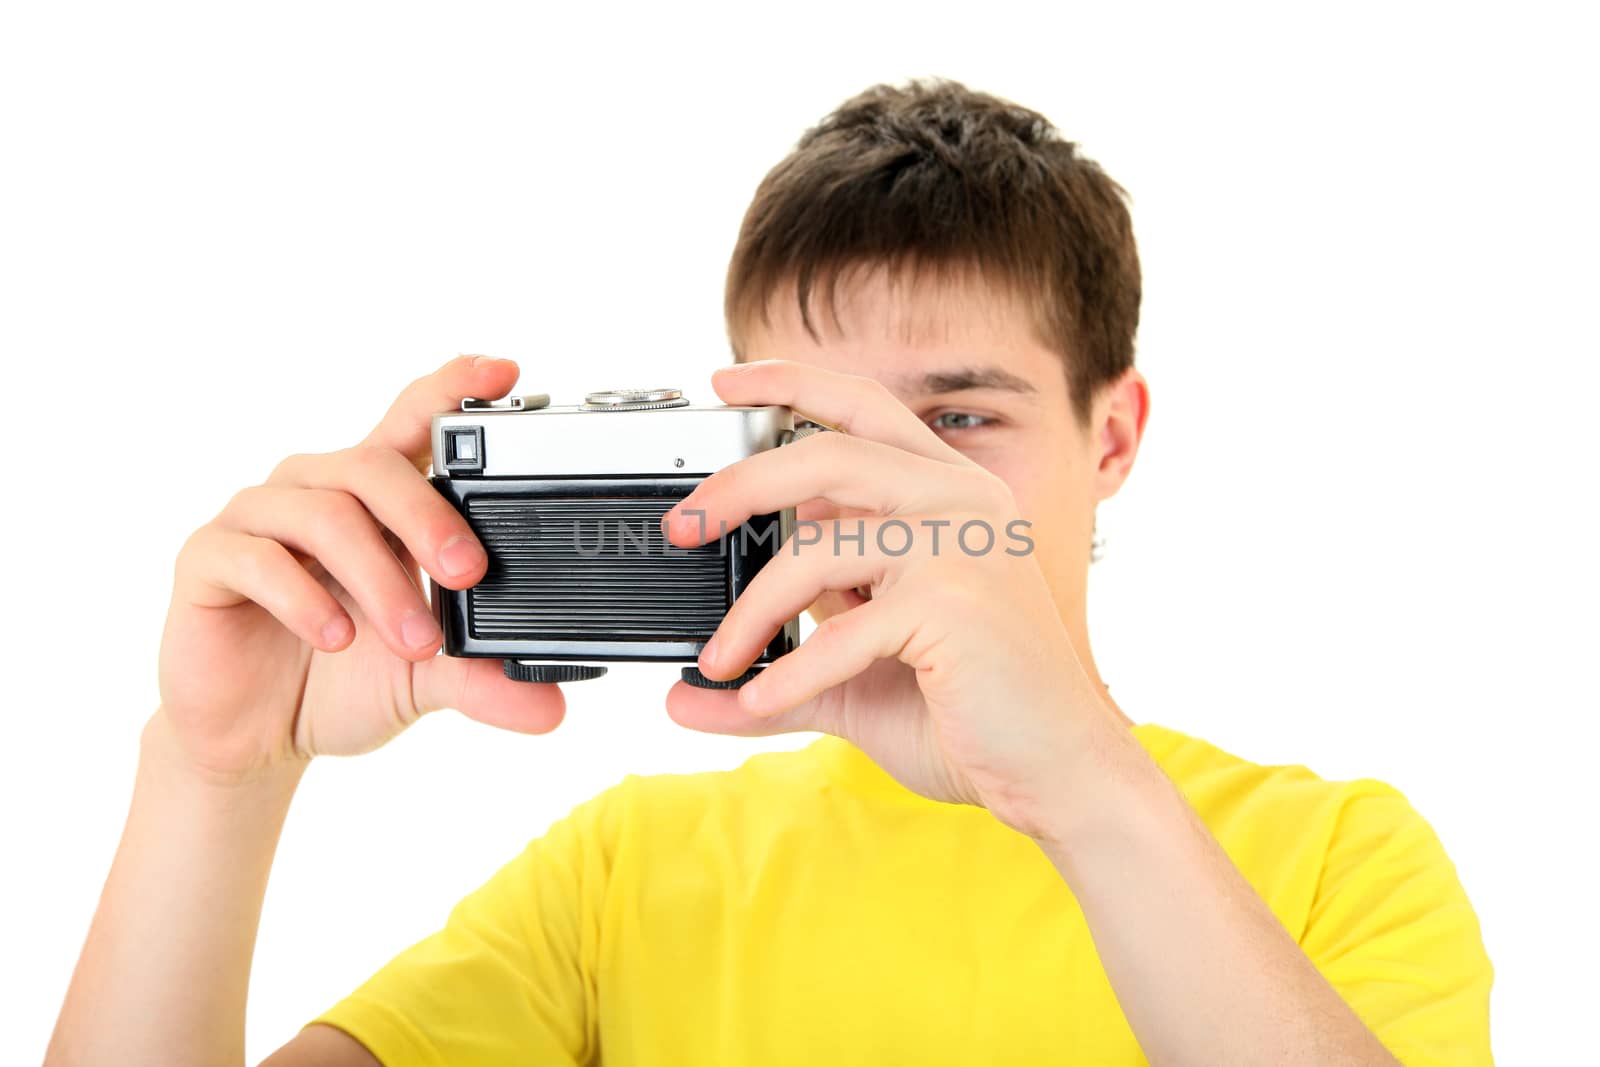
left=47, top=80, right=1492, bottom=1065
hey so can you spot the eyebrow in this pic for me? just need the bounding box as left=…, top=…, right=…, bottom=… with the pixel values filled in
left=900, top=365, right=1039, bottom=396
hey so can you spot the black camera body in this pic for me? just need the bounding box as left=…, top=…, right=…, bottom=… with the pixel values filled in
left=428, top=388, right=802, bottom=689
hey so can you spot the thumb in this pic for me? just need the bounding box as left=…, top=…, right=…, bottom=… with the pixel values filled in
left=412, top=653, right=567, bottom=735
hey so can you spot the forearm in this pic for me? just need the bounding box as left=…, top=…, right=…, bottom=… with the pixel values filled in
left=1035, top=722, right=1398, bottom=1067
left=46, top=709, right=307, bottom=1067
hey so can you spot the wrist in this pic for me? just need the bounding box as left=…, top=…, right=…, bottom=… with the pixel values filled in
left=1025, top=712, right=1175, bottom=866
left=141, top=708, right=307, bottom=808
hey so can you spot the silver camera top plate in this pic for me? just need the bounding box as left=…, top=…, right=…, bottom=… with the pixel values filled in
left=432, top=386, right=793, bottom=478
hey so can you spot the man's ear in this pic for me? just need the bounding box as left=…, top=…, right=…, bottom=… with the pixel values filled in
left=1093, top=368, right=1150, bottom=502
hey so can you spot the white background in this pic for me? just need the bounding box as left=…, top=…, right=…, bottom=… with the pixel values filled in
left=3, top=1, right=1595, bottom=1062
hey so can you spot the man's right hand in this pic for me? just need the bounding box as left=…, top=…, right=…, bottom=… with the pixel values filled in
left=155, top=354, right=566, bottom=785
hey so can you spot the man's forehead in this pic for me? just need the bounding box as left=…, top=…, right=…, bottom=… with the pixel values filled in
left=744, top=265, right=1057, bottom=395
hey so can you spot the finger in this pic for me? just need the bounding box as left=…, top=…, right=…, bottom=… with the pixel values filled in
left=177, top=526, right=355, bottom=652
left=664, top=679, right=822, bottom=738
left=664, top=432, right=996, bottom=548
left=734, top=594, right=915, bottom=716
left=412, top=653, right=567, bottom=735
left=698, top=522, right=894, bottom=680
left=216, top=485, right=441, bottom=661
left=364, top=354, right=521, bottom=470
left=711, top=360, right=970, bottom=463
left=268, top=445, right=488, bottom=589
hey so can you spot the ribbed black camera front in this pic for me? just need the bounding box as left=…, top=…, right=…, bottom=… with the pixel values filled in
left=466, top=494, right=728, bottom=641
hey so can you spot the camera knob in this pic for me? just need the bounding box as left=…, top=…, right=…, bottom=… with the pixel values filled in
left=778, top=420, right=832, bottom=447
left=582, top=387, right=690, bottom=411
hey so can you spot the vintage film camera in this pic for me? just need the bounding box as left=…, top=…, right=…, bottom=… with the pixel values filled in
left=429, top=387, right=805, bottom=689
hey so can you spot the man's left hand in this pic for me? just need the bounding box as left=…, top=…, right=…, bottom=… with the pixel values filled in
left=664, top=359, right=1124, bottom=842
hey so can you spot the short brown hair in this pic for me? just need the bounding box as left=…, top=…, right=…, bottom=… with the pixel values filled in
left=725, top=78, right=1141, bottom=420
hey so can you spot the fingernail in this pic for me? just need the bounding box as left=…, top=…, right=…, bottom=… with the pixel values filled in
left=715, top=362, right=757, bottom=375
left=439, top=535, right=486, bottom=578
left=739, top=676, right=764, bottom=706
left=469, top=354, right=506, bottom=369
left=321, top=616, right=351, bottom=648
left=401, top=610, right=440, bottom=650
left=699, top=635, right=719, bottom=668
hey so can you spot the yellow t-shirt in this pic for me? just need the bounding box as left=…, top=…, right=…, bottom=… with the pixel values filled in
left=312, top=723, right=1493, bottom=1064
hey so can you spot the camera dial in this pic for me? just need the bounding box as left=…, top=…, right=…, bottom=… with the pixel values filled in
left=582, top=387, right=690, bottom=411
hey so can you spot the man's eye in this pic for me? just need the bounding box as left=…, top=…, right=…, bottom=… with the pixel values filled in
left=930, top=411, right=993, bottom=431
